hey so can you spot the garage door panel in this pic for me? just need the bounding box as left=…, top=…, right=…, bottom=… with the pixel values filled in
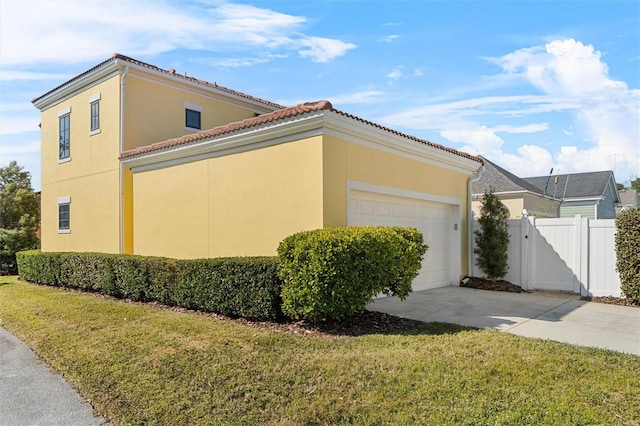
left=349, top=190, right=454, bottom=291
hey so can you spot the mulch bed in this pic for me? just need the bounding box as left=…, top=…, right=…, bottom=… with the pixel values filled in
left=462, top=276, right=639, bottom=307
left=461, top=276, right=527, bottom=293
left=70, top=287, right=426, bottom=338
left=580, top=295, right=639, bottom=307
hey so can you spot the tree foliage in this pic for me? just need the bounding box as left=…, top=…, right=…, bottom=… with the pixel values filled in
left=615, top=208, right=640, bottom=300
left=474, top=188, right=510, bottom=282
left=1, top=161, right=40, bottom=274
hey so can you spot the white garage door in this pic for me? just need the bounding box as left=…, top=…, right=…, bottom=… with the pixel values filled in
left=348, top=190, right=454, bottom=291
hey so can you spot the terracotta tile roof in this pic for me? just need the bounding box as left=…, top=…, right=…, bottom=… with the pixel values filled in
left=33, top=53, right=285, bottom=110
left=119, top=100, right=482, bottom=164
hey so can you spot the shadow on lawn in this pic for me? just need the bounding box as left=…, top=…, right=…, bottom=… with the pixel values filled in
left=244, top=311, right=478, bottom=338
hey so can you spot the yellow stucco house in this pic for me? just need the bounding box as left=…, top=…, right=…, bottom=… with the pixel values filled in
left=33, top=54, right=483, bottom=291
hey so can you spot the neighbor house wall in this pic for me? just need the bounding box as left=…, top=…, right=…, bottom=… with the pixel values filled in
left=40, top=75, right=122, bottom=253
left=472, top=195, right=524, bottom=219
left=522, top=193, right=559, bottom=218
left=596, top=186, right=617, bottom=219
left=560, top=202, right=596, bottom=219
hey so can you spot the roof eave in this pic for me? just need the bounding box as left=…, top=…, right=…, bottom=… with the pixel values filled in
left=32, top=59, right=120, bottom=110
left=122, top=109, right=482, bottom=175
left=323, top=111, right=482, bottom=175
left=471, top=189, right=561, bottom=201
left=121, top=60, right=281, bottom=114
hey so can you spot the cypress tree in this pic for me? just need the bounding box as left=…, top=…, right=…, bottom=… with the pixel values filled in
left=474, top=188, right=510, bottom=282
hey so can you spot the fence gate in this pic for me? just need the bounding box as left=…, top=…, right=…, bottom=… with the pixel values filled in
left=472, top=215, right=621, bottom=297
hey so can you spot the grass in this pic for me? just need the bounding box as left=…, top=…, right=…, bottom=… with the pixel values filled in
left=1, top=275, right=639, bottom=425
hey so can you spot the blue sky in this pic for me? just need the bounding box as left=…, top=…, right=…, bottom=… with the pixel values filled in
left=1, top=0, right=638, bottom=191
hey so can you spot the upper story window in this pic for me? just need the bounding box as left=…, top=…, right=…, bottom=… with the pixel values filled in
left=90, top=101, right=99, bottom=130
left=89, top=93, right=101, bottom=135
left=58, top=106, right=71, bottom=161
left=184, top=102, right=203, bottom=131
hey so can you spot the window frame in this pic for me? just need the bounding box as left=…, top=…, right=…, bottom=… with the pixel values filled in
left=58, top=107, right=71, bottom=162
left=185, top=108, right=201, bottom=130
left=184, top=102, right=203, bottom=131
left=89, top=93, right=101, bottom=135
left=57, top=196, right=71, bottom=234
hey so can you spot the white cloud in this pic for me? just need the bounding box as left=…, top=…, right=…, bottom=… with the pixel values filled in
left=495, top=39, right=627, bottom=96
left=0, top=140, right=40, bottom=156
left=380, top=35, right=399, bottom=43
left=491, top=123, right=549, bottom=133
left=0, top=71, right=72, bottom=81
left=0, top=117, right=40, bottom=136
left=298, top=37, right=356, bottom=63
left=441, top=128, right=505, bottom=154
left=382, top=38, right=639, bottom=180
left=491, top=145, right=555, bottom=177
left=386, top=66, right=404, bottom=80
left=0, top=1, right=355, bottom=67
left=329, top=91, right=385, bottom=105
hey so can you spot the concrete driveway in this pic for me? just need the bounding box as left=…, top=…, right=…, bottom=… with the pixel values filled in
left=367, top=286, right=640, bottom=356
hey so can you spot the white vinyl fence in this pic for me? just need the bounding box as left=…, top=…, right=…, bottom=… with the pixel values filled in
left=472, top=216, right=621, bottom=297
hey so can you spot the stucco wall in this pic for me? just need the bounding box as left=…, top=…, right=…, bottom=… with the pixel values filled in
left=472, top=193, right=559, bottom=220
left=132, top=136, right=324, bottom=258
left=322, top=136, right=474, bottom=276
left=123, top=74, right=260, bottom=151
left=40, top=75, right=121, bottom=253
left=472, top=196, right=523, bottom=219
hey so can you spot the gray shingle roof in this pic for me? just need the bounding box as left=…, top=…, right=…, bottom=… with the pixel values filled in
left=472, top=157, right=547, bottom=195
left=523, top=171, right=615, bottom=200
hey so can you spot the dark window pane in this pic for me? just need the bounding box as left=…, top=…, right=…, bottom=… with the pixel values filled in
left=90, top=101, right=100, bottom=131
left=59, top=114, right=70, bottom=159
left=185, top=109, right=201, bottom=130
left=58, top=204, right=70, bottom=229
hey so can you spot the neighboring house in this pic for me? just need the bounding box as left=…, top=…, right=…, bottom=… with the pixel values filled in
left=616, top=189, right=638, bottom=214
left=472, top=157, right=561, bottom=219
left=32, top=54, right=483, bottom=292
left=523, top=171, right=620, bottom=219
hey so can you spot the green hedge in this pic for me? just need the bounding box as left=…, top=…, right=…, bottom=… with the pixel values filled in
left=16, top=251, right=282, bottom=320
left=277, top=227, right=427, bottom=321
left=615, top=208, right=640, bottom=300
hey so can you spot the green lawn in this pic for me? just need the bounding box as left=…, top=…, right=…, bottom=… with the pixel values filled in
left=1, top=276, right=639, bottom=425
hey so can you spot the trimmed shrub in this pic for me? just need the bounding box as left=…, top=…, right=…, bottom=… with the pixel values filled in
left=16, top=251, right=282, bottom=320
left=16, top=250, right=65, bottom=285
left=177, top=257, right=282, bottom=319
left=615, top=208, right=640, bottom=300
left=277, top=226, right=427, bottom=321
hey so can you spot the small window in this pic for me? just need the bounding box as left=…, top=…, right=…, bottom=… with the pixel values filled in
left=185, top=108, right=201, bottom=130
left=90, top=100, right=100, bottom=131
left=58, top=197, right=71, bottom=233
left=59, top=114, right=70, bottom=159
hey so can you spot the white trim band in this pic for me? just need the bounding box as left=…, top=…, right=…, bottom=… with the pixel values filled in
left=183, top=102, right=203, bottom=112
left=57, top=106, right=71, bottom=117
